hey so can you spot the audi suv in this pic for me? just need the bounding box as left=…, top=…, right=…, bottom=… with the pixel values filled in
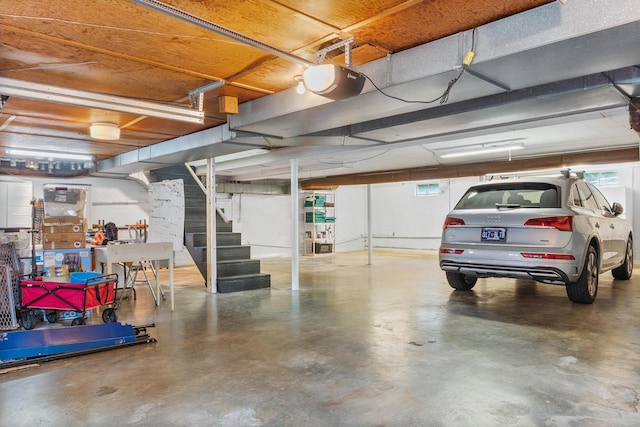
left=439, top=170, right=633, bottom=303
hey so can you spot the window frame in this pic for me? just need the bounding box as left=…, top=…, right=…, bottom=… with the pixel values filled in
left=416, top=182, right=440, bottom=196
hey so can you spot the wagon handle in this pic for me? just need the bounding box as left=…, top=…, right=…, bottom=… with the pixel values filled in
left=94, top=283, right=104, bottom=305
left=85, top=273, right=118, bottom=306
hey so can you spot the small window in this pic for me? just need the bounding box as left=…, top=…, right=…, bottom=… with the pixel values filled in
left=416, top=182, right=439, bottom=196
left=584, top=171, right=619, bottom=186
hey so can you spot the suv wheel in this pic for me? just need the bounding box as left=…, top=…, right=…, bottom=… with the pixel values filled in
left=446, top=272, right=477, bottom=291
left=566, top=245, right=598, bottom=304
left=612, top=236, right=633, bottom=280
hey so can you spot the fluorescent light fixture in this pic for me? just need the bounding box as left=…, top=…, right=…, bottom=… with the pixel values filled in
left=302, top=64, right=365, bottom=100
left=215, top=148, right=269, bottom=163
left=0, top=76, right=204, bottom=124
left=440, top=144, right=525, bottom=159
left=90, top=122, right=121, bottom=140
left=6, top=148, right=94, bottom=161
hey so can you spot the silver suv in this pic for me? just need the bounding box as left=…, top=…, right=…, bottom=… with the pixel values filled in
left=439, top=170, right=633, bottom=303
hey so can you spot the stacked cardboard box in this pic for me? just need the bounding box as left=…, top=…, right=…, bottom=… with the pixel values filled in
left=42, top=216, right=87, bottom=249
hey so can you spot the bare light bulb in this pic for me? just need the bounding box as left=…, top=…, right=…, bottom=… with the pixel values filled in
left=295, top=77, right=306, bottom=95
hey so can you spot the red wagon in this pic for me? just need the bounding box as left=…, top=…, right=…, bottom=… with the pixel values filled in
left=19, top=273, right=119, bottom=330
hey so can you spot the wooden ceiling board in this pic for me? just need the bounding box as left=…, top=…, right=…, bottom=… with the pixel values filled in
left=349, top=0, right=554, bottom=52
left=233, top=58, right=308, bottom=94
left=0, top=4, right=275, bottom=88
left=349, top=44, right=390, bottom=67
left=0, top=29, right=223, bottom=103
left=162, top=0, right=335, bottom=52
left=273, top=0, right=421, bottom=30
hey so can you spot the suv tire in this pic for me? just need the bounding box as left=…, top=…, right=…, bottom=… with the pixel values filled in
left=446, top=272, right=477, bottom=291
left=612, top=236, right=633, bottom=280
left=566, top=245, right=598, bottom=304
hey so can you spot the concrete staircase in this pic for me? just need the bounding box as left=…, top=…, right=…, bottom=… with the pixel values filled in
left=149, top=164, right=271, bottom=293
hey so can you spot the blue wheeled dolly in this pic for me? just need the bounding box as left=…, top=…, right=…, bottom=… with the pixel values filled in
left=0, top=322, right=156, bottom=369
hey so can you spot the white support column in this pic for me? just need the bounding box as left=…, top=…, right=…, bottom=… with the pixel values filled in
left=291, top=159, right=299, bottom=291
left=367, top=184, right=373, bottom=265
left=206, top=158, right=217, bottom=292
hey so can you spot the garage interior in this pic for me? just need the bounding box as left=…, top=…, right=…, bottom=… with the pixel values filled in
left=1, top=0, right=640, bottom=425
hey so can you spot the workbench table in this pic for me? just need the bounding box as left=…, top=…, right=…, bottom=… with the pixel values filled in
left=93, top=242, right=175, bottom=310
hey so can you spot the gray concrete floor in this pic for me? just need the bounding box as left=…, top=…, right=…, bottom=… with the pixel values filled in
left=2, top=249, right=639, bottom=426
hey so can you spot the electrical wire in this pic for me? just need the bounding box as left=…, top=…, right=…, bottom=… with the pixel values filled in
left=362, top=27, right=478, bottom=105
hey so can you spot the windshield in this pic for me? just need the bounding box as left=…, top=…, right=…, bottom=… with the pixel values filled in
left=455, top=183, right=560, bottom=209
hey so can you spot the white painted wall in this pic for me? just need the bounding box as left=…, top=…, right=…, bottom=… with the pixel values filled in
left=28, top=176, right=149, bottom=227
left=226, top=165, right=640, bottom=258
left=230, top=193, right=292, bottom=258
left=334, top=186, right=367, bottom=252
left=6, top=163, right=638, bottom=264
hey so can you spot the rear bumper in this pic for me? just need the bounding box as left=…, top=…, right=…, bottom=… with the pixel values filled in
left=439, top=260, right=572, bottom=284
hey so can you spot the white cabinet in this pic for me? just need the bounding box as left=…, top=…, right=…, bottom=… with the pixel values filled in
left=302, top=191, right=335, bottom=255
left=0, top=181, right=32, bottom=228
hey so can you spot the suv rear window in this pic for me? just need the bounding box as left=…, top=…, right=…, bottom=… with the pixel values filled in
left=454, top=183, right=560, bottom=209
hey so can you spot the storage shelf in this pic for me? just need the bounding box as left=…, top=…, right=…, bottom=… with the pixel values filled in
left=302, top=191, right=335, bottom=256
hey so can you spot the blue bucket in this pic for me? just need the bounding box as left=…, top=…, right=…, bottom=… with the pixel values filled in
left=69, top=271, right=102, bottom=284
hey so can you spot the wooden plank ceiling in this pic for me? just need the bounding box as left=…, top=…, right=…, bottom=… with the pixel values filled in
left=0, top=0, right=552, bottom=176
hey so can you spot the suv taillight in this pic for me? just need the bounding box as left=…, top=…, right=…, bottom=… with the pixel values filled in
left=443, top=217, right=465, bottom=228
left=524, top=216, right=572, bottom=231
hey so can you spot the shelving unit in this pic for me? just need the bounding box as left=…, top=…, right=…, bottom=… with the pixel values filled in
left=302, top=191, right=335, bottom=255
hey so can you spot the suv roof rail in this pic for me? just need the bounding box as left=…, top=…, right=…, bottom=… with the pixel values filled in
left=560, top=168, right=584, bottom=179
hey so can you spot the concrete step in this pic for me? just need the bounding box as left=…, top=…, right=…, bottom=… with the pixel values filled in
left=217, top=259, right=261, bottom=277
left=217, top=273, right=271, bottom=293
left=187, top=232, right=241, bottom=247
left=205, top=245, right=251, bottom=261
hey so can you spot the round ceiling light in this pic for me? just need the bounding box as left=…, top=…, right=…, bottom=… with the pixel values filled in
left=90, top=122, right=121, bottom=140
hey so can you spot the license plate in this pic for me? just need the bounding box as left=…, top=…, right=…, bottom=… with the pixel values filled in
left=481, top=227, right=506, bottom=242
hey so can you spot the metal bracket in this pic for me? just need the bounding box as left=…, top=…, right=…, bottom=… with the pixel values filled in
left=188, top=80, right=225, bottom=110
left=315, top=37, right=355, bottom=68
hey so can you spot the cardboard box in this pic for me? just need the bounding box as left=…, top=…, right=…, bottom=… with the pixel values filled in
left=45, top=264, right=69, bottom=277
left=43, top=187, right=87, bottom=218
left=315, top=243, right=333, bottom=254
left=43, top=232, right=86, bottom=249
left=41, top=275, right=71, bottom=283
left=43, top=248, right=92, bottom=274
left=42, top=224, right=86, bottom=234
left=43, top=216, right=87, bottom=227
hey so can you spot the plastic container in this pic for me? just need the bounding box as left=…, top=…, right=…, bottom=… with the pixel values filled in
left=69, top=271, right=102, bottom=284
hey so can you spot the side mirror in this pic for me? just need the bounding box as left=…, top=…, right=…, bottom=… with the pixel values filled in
left=612, top=202, right=624, bottom=216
